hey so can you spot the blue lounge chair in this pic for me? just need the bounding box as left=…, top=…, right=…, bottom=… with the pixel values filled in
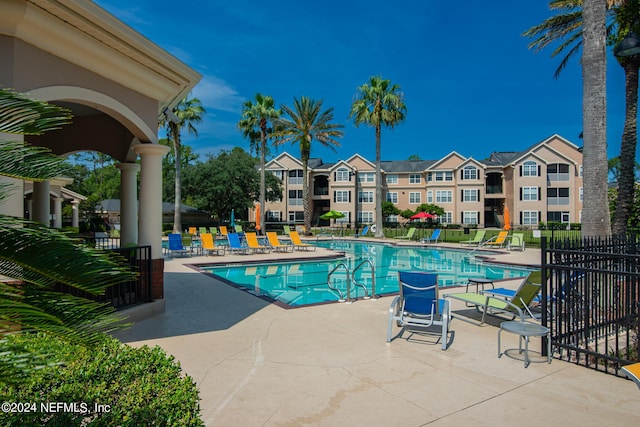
left=421, top=228, right=441, bottom=244
left=227, top=232, right=250, bottom=255
left=355, top=225, right=370, bottom=238
left=387, top=271, right=451, bottom=350
left=167, top=233, right=190, bottom=257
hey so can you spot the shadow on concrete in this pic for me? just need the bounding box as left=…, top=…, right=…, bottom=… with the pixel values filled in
left=114, top=271, right=271, bottom=343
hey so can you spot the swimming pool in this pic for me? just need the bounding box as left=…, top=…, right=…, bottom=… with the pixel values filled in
left=201, top=240, right=534, bottom=308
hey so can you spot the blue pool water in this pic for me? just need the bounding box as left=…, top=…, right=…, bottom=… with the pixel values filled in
left=201, top=240, right=533, bottom=308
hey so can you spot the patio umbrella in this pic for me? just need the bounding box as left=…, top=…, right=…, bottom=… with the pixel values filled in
left=503, top=205, right=511, bottom=230
left=320, top=210, right=345, bottom=220
left=255, top=203, right=261, bottom=232
left=410, top=211, right=435, bottom=220
left=230, top=209, right=235, bottom=227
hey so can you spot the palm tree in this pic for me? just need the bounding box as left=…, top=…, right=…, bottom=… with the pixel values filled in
left=349, top=76, right=406, bottom=238
left=238, top=94, right=281, bottom=233
left=161, top=96, right=205, bottom=234
left=0, top=88, right=136, bottom=383
left=273, top=97, right=344, bottom=234
left=524, top=0, right=634, bottom=236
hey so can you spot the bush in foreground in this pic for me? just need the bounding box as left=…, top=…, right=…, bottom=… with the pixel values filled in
left=0, top=333, right=203, bottom=426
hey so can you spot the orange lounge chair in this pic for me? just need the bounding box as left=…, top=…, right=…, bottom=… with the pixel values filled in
left=266, top=232, right=294, bottom=252
left=245, top=232, right=271, bottom=253
left=289, top=231, right=316, bottom=251
left=485, top=231, right=509, bottom=248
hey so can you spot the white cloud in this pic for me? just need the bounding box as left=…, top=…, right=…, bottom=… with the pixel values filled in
left=191, top=75, right=244, bottom=114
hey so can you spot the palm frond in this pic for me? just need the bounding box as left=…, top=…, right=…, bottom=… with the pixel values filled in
left=0, top=140, right=68, bottom=181
left=0, top=88, right=71, bottom=135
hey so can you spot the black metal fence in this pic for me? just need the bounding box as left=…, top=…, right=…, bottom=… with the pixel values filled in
left=541, top=236, right=640, bottom=377
left=54, top=244, right=152, bottom=310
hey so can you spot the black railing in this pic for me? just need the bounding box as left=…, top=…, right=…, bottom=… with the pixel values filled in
left=541, top=236, right=640, bottom=378
left=54, top=244, right=152, bottom=310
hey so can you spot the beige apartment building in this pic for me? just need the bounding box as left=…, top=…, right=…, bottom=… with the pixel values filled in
left=258, top=134, right=584, bottom=229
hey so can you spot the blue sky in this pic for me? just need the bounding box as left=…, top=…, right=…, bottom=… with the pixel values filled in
left=95, top=1, right=628, bottom=164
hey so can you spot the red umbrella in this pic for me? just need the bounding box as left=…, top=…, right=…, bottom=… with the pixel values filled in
left=410, top=212, right=435, bottom=220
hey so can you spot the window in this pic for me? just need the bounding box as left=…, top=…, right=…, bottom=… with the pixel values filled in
left=386, top=192, right=398, bottom=203
left=426, top=172, right=432, bottom=182
left=271, top=170, right=284, bottom=180
left=440, top=212, right=452, bottom=224
left=335, top=167, right=350, bottom=182
left=357, top=211, right=373, bottom=223
left=336, top=211, right=350, bottom=224
left=548, top=163, right=570, bottom=181
left=547, top=187, right=570, bottom=205
left=409, top=192, right=421, bottom=204
left=521, top=161, right=538, bottom=177
left=358, top=172, right=374, bottom=183
left=462, top=189, right=479, bottom=202
left=547, top=211, right=570, bottom=223
left=387, top=214, right=399, bottom=223
left=266, top=210, right=281, bottom=221
left=288, top=211, right=304, bottom=222
left=462, top=166, right=478, bottom=180
left=462, top=211, right=479, bottom=224
left=435, top=171, right=453, bottom=181
left=427, top=191, right=433, bottom=203
left=522, top=186, right=539, bottom=201
left=436, top=190, right=452, bottom=203
left=358, top=191, right=374, bottom=203
left=580, top=187, right=583, bottom=202
left=409, top=174, right=421, bottom=184
left=334, top=190, right=350, bottom=203
left=386, top=174, right=398, bottom=184
left=522, top=211, right=538, bottom=225
left=579, top=165, right=583, bottom=177
left=288, top=189, right=303, bottom=205
left=288, top=169, right=303, bottom=185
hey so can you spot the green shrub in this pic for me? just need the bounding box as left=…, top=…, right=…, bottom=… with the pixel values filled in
left=0, top=333, right=203, bottom=426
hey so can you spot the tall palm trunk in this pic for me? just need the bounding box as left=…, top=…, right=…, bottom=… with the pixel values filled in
left=302, top=148, right=311, bottom=234
left=612, top=58, right=640, bottom=235
left=581, top=0, right=611, bottom=237
left=259, top=120, right=267, bottom=235
left=172, top=125, right=182, bottom=234
left=374, top=124, right=383, bottom=238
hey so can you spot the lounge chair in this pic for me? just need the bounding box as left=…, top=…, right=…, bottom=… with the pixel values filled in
left=485, top=231, right=509, bottom=248
left=226, top=232, right=250, bottom=255
left=188, top=227, right=197, bottom=236
left=167, top=233, right=190, bottom=257
left=394, top=227, right=416, bottom=240
left=622, top=362, right=640, bottom=390
left=444, top=272, right=540, bottom=325
left=289, top=231, right=316, bottom=251
left=507, top=233, right=525, bottom=251
left=355, top=225, right=370, bottom=238
left=209, top=226, right=218, bottom=236
left=198, top=226, right=207, bottom=236
left=234, top=224, right=244, bottom=236
left=201, top=233, right=225, bottom=256
left=283, top=225, right=292, bottom=235
left=266, top=232, right=294, bottom=252
left=219, top=225, right=229, bottom=236
left=421, top=228, right=441, bottom=244
left=460, top=230, right=486, bottom=246
left=245, top=232, right=271, bottom=253
left=387, top=271, right=451, bottom=350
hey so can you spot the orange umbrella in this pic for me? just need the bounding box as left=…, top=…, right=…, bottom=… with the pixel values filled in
left=503, top=204, right=511, bottom=230
left=255, top=203, right=261, bottom=231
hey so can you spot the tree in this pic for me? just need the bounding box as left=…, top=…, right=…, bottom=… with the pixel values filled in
left=524, top=0, right=631, bottom=236
left=238, top=94, right=281, bottom=234
left=0, top=88, right=135, bottom=383
left=350, top=76, right=407, bottom=238
left=273, top=97, right=344, bottom=234
left=183, top=147, right=282, bottom=222
left=160, top=96, right=205, bottom=234
left=159, top=137, right=198, bottom=203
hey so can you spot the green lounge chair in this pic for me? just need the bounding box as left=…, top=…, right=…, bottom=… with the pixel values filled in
left=460, top=230, right=486, bottom=246
left=394, top=227, right=416, bottom=240
left=444, top=272, right=540, bottom=325
left=507, top=233, right=525, bottom=251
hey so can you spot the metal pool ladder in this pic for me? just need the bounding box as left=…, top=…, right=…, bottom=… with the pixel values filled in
left=352, top=259, right=377, bottom=300
left=327, top=263, right=351, bottom=303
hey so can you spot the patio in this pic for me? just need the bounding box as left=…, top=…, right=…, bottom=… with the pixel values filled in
left=115, top=243, right=640, bottom=426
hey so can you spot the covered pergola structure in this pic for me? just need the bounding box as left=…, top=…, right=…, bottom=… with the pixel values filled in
left=0, top=0, right=201, bottom=299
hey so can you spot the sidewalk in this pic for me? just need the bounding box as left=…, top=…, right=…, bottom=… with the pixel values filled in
left=115, top=244, right=640, bottom=426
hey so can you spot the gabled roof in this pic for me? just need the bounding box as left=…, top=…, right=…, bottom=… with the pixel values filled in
left=426, top=151, right=466, bottom=170
left=381, top=159, right=435, bottom=173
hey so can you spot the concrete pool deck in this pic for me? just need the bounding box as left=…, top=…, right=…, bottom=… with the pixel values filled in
left=115, top=240, right=640, bottom=426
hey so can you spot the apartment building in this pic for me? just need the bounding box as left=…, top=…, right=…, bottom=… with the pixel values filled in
left=257, top=134, right=583, bottom=229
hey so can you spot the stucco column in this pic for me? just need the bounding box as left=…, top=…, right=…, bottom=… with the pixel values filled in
left=70, top=200, right=79, bottom=228
left=32, top=180, right=50, bottom=226
left=116, top=162, right=140, bottom=247
left=52, top=197, right=63, bottom=228
left=133, top=144, right=169, bottom=257
left=26, top=199, right=33, bottom=220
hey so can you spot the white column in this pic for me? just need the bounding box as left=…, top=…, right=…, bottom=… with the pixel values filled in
left=116, top=162, right=140, bottom=247
left=26, top=199, right=33, bottom=220
left=52, top=197, right=63, bottom=228
left=32, top=180, right=50, bottom=226
left=71, top=200, right=80, bottom=228
left=133, top=144, right=169, bottom=258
